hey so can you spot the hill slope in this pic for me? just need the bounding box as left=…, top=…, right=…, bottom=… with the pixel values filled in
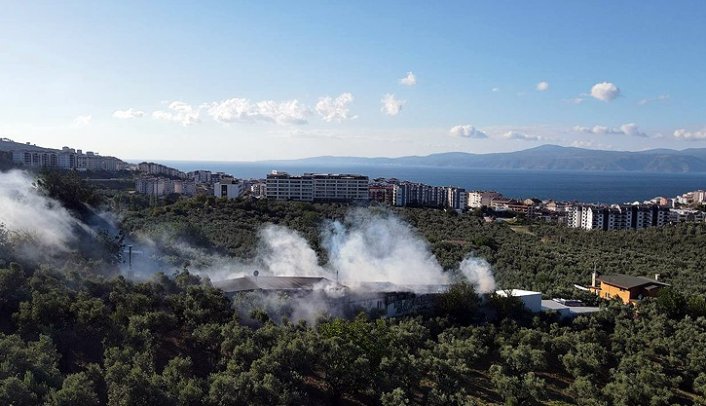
left=263, top=145, right=706, bottom=173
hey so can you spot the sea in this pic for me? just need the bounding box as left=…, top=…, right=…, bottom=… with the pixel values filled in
left=160, top=161, right=706, bottom=205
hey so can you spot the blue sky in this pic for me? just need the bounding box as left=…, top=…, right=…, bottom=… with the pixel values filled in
left=1, top=1, right=705, bottom=160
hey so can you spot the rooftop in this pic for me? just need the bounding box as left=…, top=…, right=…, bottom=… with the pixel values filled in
left=599, top=274, right=669, bottom=290
left=541, top=299, right=601, bottom=317
left=495, top=289, right=542, bottom=297
left=213, top=276, right=340, bottom=292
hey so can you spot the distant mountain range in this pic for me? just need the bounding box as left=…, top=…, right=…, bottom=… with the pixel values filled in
left=262, top=145, right=706, bottom=173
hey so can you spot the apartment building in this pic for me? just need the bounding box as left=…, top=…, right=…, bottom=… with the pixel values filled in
left=136, top=177, right=196, bottom=197
left=467, top=191, right=503, bottom=208
left=0, top=138, right=128, bottom=171
left=394, top=182, right=447, bottom=207
left=266, top=171, right=369, bottom=202
left=214, top=179, right=245, bottom=199
left=250, top=181, right=267, bottom=199
left=568, top=205, right=670, bottom=230
left=446, top=187, right=467, bottom=210
left=369, top=183, right=397, bottom=205
left=137, top=162, right=187, bottom=179
left=670, top=209, right=706, bottom=223
left=188, top=170, right=212, bottom=184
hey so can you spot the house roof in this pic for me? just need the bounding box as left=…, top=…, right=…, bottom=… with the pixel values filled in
left=599, top=274, right=669, bottom=290
left=213, top=276, right=339, bottom=293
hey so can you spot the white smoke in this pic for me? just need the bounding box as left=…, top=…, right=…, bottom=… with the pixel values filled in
left=126, top=223, right=328, bottom=281
left=458, top=255, right=496, bottom=293
left=322, top=208, right=449, bottom=287
left=257, top=224, right=325, bottom=277
left=0, top=170, right=87, bottom=253
left=112, top=206, right=498, bottom=323
left=132, top=208, right=496, bottom=296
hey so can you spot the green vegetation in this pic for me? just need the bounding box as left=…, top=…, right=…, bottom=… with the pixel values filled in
left=2, top=262, right=706, bottom=405
left=121, top=197, right=706, bottom=296
left=3, top=175, right=706, bottom=404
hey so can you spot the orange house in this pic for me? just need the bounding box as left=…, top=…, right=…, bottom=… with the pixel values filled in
left=590, top=274, right=668, bottom=304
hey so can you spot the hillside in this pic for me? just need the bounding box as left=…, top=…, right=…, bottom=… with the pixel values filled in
left=262, top=145, right=706, bottom=173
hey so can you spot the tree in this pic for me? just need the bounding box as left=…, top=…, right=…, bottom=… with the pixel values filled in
left=35, top=170, right=101, bottom=214
left=605, top=353, right=677, bottom=406
left=49, top=372, right=100, bottom=406
left=656, top=288, right=687, bottom=319
left=489, top=364, right=546, bottom=406
left=437, top=282, right=480, bottom=324
left=0, top=376, right=38, bottom=406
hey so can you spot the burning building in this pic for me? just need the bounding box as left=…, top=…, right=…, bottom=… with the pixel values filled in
left=211, top=275, right=448, bottom=321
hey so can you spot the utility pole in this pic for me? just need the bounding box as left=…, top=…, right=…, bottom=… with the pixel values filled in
left=123, top=244, right=142, bottom=279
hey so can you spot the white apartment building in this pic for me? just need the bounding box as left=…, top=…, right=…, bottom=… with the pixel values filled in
left=214, top=179, right=245, bottom=199
left=467, top=191, right=503, bottom=208
left=266, top=171, right=369, bottom=202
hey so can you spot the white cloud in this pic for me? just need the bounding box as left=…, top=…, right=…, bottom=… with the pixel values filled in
left=619, top=123, right=646, bottom=137
left=573, top=123, right=646, bottom=137
left=590, top=82, right=621, bottom=101
left=502, top=131, right=541, bottom=141
left=207, top=98, right=310, bottom=125
left=449, top=125, right=488, bottom=139
left=399, top=72, right=416, bottom=86
left=536, top=81, right=549, bottom=91
left=491, top=87, right=500, bottom=92
left=574, top=125, right=612, bottom=135
left=381, top=94, right=404, bottom=116
left=638, top=95, right=670, bottom=106
left=72, top=114, right=92, bottom=128
left=152, top=101, right=200, bottom=126
left=315, top=93, right=356, bottom=122
left=673, top=128, right=706, bottom=140
left=112, top=108, right=145, bottom=119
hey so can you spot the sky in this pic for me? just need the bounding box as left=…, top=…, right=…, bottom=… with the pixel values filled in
left=1, top=1, right=706, bottom=161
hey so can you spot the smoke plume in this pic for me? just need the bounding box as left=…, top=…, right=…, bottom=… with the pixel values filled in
left=257, top=224, right=324, bottom=277
left=131, top=207, right=496, bottom=296
left=0, top=170, right=84, bottom=254
left=322, top=208, right=448, bottom=287
left=459, top=256, right=496, bottom=293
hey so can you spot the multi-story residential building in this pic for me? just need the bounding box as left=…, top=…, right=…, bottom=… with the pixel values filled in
left=690, top=190, right=706, bottom=204
left=137, top=162, right=187, bottom=179
left=467, top=191, right=503, bottom=208
left=670, top=209, right=706, bottom=223
left=188, top=170, right=213, bottom=184
left=568, top=205, right=670, bottom=230
left=393, top=181, right=447, bottom=207
left=446, top=187, right=467, bottom=210
left=214, top=179, right=245, bottom=199
left=249, top=181, right=267, bottom=199
left=369, top=183, right=397, bottom=205
left=136, top=177, right=196, bottom=197
left=266, top=171, right=369, bottom=202
left=544, top=200, right=567, bottom=212
left=0, top=138, right=128, bottom=171
left=490, top=198, right=535, bottom=216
